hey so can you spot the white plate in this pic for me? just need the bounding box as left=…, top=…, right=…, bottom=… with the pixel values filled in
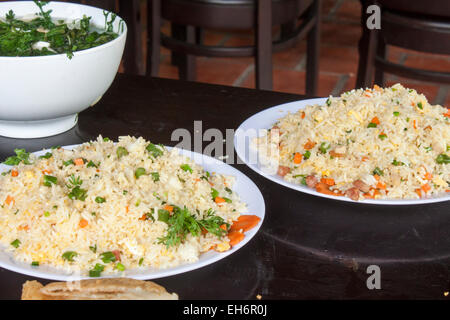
left=234, top=98, right=450, bottom=205
left=0, top=145, right=265, bottom=281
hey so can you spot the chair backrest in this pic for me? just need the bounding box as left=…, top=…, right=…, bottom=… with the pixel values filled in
left=377, top=0, right=450, bottom=19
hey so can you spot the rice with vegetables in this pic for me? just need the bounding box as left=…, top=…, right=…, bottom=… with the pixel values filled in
left=255, top=84, right=450, bottom=200
left=0, top=136, right=259, bottom=276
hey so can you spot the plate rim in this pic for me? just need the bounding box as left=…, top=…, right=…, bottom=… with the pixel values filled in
left=0, top=143, right=265, bottom=281
left=234, top=98, right=450, bottom=206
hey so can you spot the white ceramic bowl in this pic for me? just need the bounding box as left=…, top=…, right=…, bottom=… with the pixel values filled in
left=0, top=1, right=127, bottom=138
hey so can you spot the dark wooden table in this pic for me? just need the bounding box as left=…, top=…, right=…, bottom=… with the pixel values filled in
left=1, top=74, right=449, bottom=300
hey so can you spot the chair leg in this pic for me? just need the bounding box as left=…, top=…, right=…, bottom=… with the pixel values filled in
left=356, top=0, right=378, bottom=89
left=255, top=0, right=273, bottom=90
left=147, top=0, right=161, bottom=77
left=306, top=0, right=321, bottom=96
left=171, top=24, right=184, bottom=67
left=374, top=33, right=386, bottom=86
left=178, top=26, right=197, bottom=81
left=119, top=0, right=144, bottom=75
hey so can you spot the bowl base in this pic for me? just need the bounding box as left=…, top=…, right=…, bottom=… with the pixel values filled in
left=0, top=114, right=78, bottom=139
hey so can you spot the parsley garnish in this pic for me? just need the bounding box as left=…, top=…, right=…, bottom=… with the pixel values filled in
left=3, top=149, right=32, bottom=165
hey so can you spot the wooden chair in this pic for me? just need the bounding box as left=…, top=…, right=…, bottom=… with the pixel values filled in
left=356, top=0, right=450, bottom=88
left=148, top=0, right=322, bottom=95
left=70, top=0, right=144, bottom=75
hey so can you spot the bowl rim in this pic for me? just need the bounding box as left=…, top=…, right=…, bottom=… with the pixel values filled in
left=0, top=0, right=128, bottom=61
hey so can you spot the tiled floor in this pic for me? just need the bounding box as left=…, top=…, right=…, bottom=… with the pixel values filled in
left=155, top=0, right=450, bottom=105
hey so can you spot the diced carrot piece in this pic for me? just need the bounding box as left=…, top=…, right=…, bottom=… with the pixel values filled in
left=79, top=218, right=88, bottom=228
left=373, top=174, right=381, bottom=181
left=301, top=112, right=305, bottom=119
left=361, top=156, right=369, bottom=162
left=413, top=120, right=417, bottom=129
left=443, top=110, right=450, bottom=117
left=18, top=224, right=29, bottom=231
left=415, top=188, right=422, bottom=197
left=228, top=231, right=245, bottom=247
left=230, top=215, right=261, bottom=233
left=5, top=195, right=14, bottom=206
left=74, top=158, right=84, bottom=166
left=373, top=84, right=382, bottom=92
left=303, top=140, right=316, bottom=150
left=125, top=205, right=129, bottom=213
left=320, top=178, right=335, bottom=186
left=164, top=205, right=174, bottom=212
left=315, top=182, right=343, bottom=196
left=329, top=150, right=345, bottom=158
left=293, top=152, right=302, bottom=164
left=371, top=117, right=380, bottom=125
left=139, top=214, right=147, bottom=221
left=215, top=197, right=226, bottom=204
left=421, top=183, right=431, bottom=193
left=376, top=181, right=386, bottom=190
left=42, top=170, right=52, bottom=175
left=11, top=169, right=18, bottom=177
left=424, top=172, right=433, bottom=181
left=424, top=125, right=432, bottom=130
left=220, top=224, right=228, bottom=231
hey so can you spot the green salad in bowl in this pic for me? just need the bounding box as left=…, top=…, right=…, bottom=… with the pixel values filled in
left=0, top=0, right=122, bottom=58
left=0, top=1, right=127, bottom=138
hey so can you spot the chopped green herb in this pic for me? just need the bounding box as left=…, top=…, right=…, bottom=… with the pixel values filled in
left=89, top=244, right=97, bottom=253
left=367, top=122, right=377, bottom=128
left=293, top=174, right=307, bottom=185
left=372, top=167, right=384, bottom=176
left=211, top=188, right=219, bottom=200
left=158, top=209, right=170, bottom=223
left=10, top=239, right=20, bottom=248
left=123, top=190, right=128, bottom=195
left=115, top=262, right=125, bottom=271
left=146, top=143, right=164, bottom=158
left=3, top=149, right=32, bottom=166
left=436, top=154, right=450, bottom=165
left=89, top=263, right=105, bottom=277
left=139, top=258, right=144, bottom=266
left=417, top=102, right=423, bottom=110
left=62, top=251, right=78, bottom=262
left=319, top=142, right=331, bottom=154
left=44, top=211, right=50, bottom=217
left=95, top=196, right=106, bottom=203
left=223, top=197, right=232, bottom=203
left=43, top=175, right=57, bottom=187
left=225, top=187, right=232, bottom=194
left=378, top=134, right=387, bottom=140
left=100, top=251, right=116, bottom=263
left=39, top=152, right=53, bottom=159
left=180, top=164, right=193, bottom=173
left=135, top=167, right=146, bottom=179
left=86, top=160, right=98, bottom=168
left=326, top=98, right=331, bottom=106
left=68, top=186, right=88, bottom=201
left=157, top=206, right=227, bottom=248
left=393, top=111, right=400, bottom=117
left=63, top=159, right=74, bottom=166
left=116, top=146, right=129, bottom=159
left=31, top=261, right=39, bottom=267
left=151, top=172, right=160, bottom=182
left=424, top=146, right=432, bottom=152
left=103, top=137, right=110, bottom=142
left=392, top=159, right=405, bottom=166
left=303, top=150, right=311, bottom=160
